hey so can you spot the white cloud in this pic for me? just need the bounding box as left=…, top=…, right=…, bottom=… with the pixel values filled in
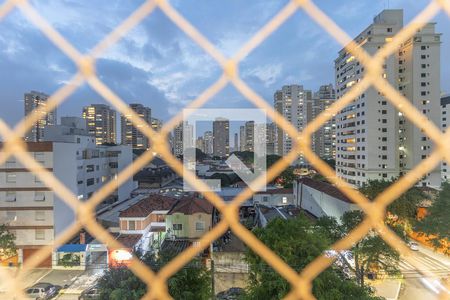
left=244, top=63, right=282, bottom=87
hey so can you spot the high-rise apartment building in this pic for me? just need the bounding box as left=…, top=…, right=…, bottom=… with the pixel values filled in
left=312, top=84, right=336, bottom=161
left=120, top=103, right=151, bottom=149
left=244, top=121, right=255, bottom=152
left=0, top=118, right=133, bottom=267
left=203, top=131, right=213, bottom=155
left=151, top=118, right=162, bottom=132
left=173, top=123, right=184, bottom=156
left=266, top=123, right=277, bottom=155
left=239, top=126, right=246, bottom=152
left=335, top=9, right=441, bottom=187
left=82, top=104, right=116, bottom=145
left=213, top=118, right=229, bottom=157
left=441, top=95, right=450, bottom=182
left=273, top=85, right=312, bottom=165
left=234, top=133, right=239, bottom=153
left=24, top=91, right=57, bottom=142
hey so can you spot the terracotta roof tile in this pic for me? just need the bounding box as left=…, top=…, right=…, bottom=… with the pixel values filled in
left=119, top=194, right=177, bottom=218
left=168, top=196, right=213, bottom=215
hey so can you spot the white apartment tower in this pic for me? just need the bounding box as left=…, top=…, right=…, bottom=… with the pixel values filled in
left=313, top=84, right=336, bottom=161
left=0, top=118, right=133, bottom=267
left=335, top=9, right=441, bottom=187
left=24, top=91, right=57, bottom=142
left=441, top=95, right=450, bottom=182
left=82, top=104, right=117, bottom=145
left=274, top=85, right=312, bottom=165
left=120, top=103, right=152, bottom=149
left=203, top=131, right=213, bottom=155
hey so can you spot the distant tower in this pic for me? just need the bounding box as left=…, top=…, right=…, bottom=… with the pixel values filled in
left=213, top=118, right=229, bottom=157
left=82, top=104, right=116, bottom=145
left=24, top=91, right=56, bottom=142
left=120, top=103, right=151, bottom=149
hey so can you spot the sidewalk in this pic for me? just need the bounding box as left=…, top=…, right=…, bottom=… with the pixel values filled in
left=369, top=278, right=402, bottom=300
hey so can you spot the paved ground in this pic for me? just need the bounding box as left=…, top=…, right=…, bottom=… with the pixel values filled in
left=0, top=268, right=51, bottom=294
left=398, top=245, right=449, bottom=300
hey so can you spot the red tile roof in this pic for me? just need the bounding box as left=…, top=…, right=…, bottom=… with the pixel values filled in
left=297, top=177, right=352, bottom=204
left=168, top=196, right=213, bottom=215
left=119, top=194, right=177, bottom=218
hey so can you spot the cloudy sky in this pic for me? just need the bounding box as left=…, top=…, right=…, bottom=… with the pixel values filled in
left=0, top=0, right=449, bottom=133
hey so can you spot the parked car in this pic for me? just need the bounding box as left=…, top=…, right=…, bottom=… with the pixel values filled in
left=26, top=283, right=58, bottom=300
left=409, top=242, right=419, bottom=251
left=79, top=286, right=100, bottom=300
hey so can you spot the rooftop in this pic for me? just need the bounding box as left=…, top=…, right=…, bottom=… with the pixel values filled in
left=297, top=177, right=352, bottom=203
left=168, top=196, right=214, bottom=215
left=119, top=194, right=177, bottom=218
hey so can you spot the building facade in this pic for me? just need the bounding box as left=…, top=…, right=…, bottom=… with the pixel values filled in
left=335, top=9, right=441, bottom=187
left=120, top=103, right=151, bottom=149
left=24, top=91, right=57, bottom=142
left=203, top=131, right=213, bottom=155
left=213, top=118, right=230, bottom=158
left=244, top=121, right=254, bottom=152
left=442, top=95, right=450, bottom=182
left=82, top=104, right=117, bottom=145
left=312, top=84, right=336, bottom=161
left=273, top=85, right=312, bottom=165
left=0, top=127, right=133, bottom=267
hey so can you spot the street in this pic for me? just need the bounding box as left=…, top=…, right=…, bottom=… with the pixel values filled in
left=399, top=245, right=449, bottom=300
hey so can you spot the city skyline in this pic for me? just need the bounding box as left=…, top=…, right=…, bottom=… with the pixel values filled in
left=0, top=1, right=449, bottom=130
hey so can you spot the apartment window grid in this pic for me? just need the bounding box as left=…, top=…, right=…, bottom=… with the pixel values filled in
left=0, top=0, right=449, bottom=299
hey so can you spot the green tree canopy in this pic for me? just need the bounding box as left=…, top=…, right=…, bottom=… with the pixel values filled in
left=415, top=182, right=450, bottom=250
left=97, top=253, right=211, bottom=300
left=316, top=211, right=403, bottom=287
left=243, top=216, right=381, bottom=299
left=360, top=179, right=425, bottom=222
left=0, top=224, right=16, bottom=259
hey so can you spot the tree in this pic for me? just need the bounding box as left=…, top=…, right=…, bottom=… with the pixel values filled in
left=317, top=211, right=402, bottom=287
left=415, top=182, right=450, bottom=250
left=243, top=216, right=381, bottom=299
left=266, top=154, right=282, bottom=169
left=276, top=167, right=296, bottom=188
left=0, top=224, right=16, bottom=260
left=97, top=253, right=211, bottom=300
left=360, top=179, right=425, bottom=222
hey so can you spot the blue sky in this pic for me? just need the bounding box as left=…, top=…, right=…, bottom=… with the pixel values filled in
left=0, top=0, right=449, bottom=131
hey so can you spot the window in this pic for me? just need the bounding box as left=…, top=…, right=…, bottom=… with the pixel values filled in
left=86, top=178, right=95, bottom=186
left=35, top=229, right=45, bottom=240
left=6, top=211, right=16, bottom=222
left=34, top=176, right=41, bottom=183
left=34, top=192, right=45, bottom=201
left=5, top=158, right=15, bottom=168
left=128, top=221, right=136, bottom=230
left=34, top=152, right=45, bottom=164
left=5, top=192, right=16, bottom=202
left=262, top=196, right=269, bottom=202
left=6, top=173, right=16, bottom=183
left=282, top=196, right=288, bottom=204
left=195, top=222, right=205, bottom=231
left=86, top=165, right=95, bottom=172
left=387, top=28, right=392, bottom=33
left=173, top=224, right=182, bottom=231
left=35, top=211, right=45, bottom=221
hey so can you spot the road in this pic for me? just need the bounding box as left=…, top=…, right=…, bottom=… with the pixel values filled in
left=399, top=246, right=449, bottom=300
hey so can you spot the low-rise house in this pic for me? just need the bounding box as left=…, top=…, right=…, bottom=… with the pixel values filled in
left=116, top=194, right=177, bottom=253
left=165, top=196, right=213, bottom=240
left=253, top=188, right=294, bottom=206
left=293, top=178, right=360, bottom=221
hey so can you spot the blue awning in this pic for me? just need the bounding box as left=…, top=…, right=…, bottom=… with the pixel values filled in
left=57, top=244, right=87, bottom=253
